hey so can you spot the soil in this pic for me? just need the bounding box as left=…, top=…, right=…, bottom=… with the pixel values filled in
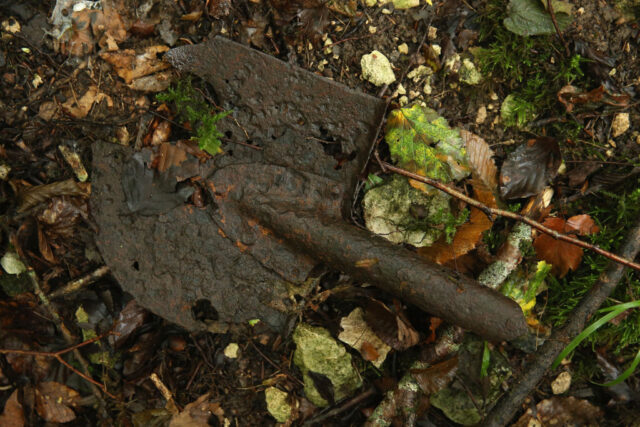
left=1, top=0, right=639, bottom=425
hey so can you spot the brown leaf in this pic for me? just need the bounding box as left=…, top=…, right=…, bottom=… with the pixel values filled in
left=499, top=137, right=561, bottom=200
left=411, top=356, right=458, bottom=395
left=111, top=300, right=150, bottom=349
left=360, top=341, right=380, bottom=362
left=533, top=215, right=599, bottom=277
left=37, top=196, right=89, bottom=240
left=462, top=130, right=498, bottom=195
left=0, top=390, right=25, bottom=427
left=152, top=143, right=187, bottom=173
left=364, top=299, right=420, bottom=351
left=62, top=85, right=113, bottom=119
left=35, top=382, right=80, bottom=423
left=514, top=396, right=603, bottom=427
left=18, top=179, right=90, bottom=213
left=37, top=222, right=56, bottom=264
left=558, top=84, right=630, bottom=113
left=100, top=46, right=170, bottom=84
left=419, top=207, right=492, bottom=265
left=169, top=393, right=225, bottom=427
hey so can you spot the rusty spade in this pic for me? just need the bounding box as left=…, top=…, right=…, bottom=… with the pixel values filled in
left=91, top=37, right=528, bottom=342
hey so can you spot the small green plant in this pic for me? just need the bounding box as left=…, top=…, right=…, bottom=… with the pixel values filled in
left=156, top=78, right=231, bottom=156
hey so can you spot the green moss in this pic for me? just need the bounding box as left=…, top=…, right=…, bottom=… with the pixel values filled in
left=156, top=77, right=231, bottom=156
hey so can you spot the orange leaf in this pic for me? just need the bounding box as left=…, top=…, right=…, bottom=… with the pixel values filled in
left=533, top=215, right=599, bottom=277
left=360, top=341, right=381, bottom=362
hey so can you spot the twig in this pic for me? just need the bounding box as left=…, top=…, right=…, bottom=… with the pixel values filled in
left=48, top=266, right=110, bottom=299
left=150, top=373, right=180, bottom=414
left=0, top=331, right=116, bottom=399
left=304, top=386, right=377, bottom=426
left=547, top=0, right=570, bottom=57
left=484, top=218, right=640, bottom=426
left=375, top=157, right=640, bottom=272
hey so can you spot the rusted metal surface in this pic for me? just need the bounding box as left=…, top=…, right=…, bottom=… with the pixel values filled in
left=91, top=37, right=528, bottom=340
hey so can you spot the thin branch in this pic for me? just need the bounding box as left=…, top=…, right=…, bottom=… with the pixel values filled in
left=375, top=156, right=640, bottom=272
left=0, top=331, right=116, bottom=399
left=48, top=265, right=111, bottom=299
left=547, top=0, right=570, bottom=57
left=484, top=218, right=640, bottom=426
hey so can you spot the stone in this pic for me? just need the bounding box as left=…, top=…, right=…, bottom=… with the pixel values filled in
left=611, top=112, right=630, bottom=137
left=361, top=50, right=396, bottom=86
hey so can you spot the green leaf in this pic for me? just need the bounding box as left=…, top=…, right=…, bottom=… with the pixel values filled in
left=552, top=300, right=640, bottom=370
left=480, top=341, right=491, bottom=378
left=504, top=0, right=572, bottom=36
left=385, top=104, right=469, bottom=183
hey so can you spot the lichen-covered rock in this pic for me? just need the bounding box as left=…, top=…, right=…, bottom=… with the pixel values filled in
left=363, top=175, right=451, bottom=247
left=459, top=58, right=482, bottom=85
left=391, top=0, right=420, bottom=8
left=293, top=323, right=362, bottom=407
left=265, top=387, right=295, bottom=423
left=361, top=51, right=396, bottom=86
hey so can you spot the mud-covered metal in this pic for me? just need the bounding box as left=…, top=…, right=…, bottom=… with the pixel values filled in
left=91, top=37, right=528, bottom=341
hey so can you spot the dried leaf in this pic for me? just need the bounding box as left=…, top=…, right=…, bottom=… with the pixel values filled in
left=500, top=137, right=561, bottom=200
left=461, top=130, right=498, bottom=195
left=35, top=382, right=80, bottom=423
left=364, top=299, right=419, bottom=351
left=37, top=222, right=56, bottom=264
left=558, top=84, right=630, bottom=113
left=339, top=307, right=391, bottom=367
left=62, top=85, right=113, bottom=119
left=411, top=356, right=458, bottom=395
left=0, top=390, right=25, bottom=427
left=100, top=46, right=171, bottom=84
left=513, top=396, right=603, bottom=427
left=533, top=215, right=599, bottom=277
left=18, top=180, right=90, bottom=213
left=168, top=393, right=225, bottom=427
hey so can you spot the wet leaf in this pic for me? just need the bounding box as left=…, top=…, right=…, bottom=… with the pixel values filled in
left=35, top=382, right=80, bottom=423
left=513, top=396, right=602, bottom=427
left=411, top=356, right=458, bottom=395
left=37, top=196, right=89, bottom=240
left=0, top=390, right=25, bottom=427
left=533, top=215, right=600, bottom=277
left=504, top=0, right=572, bottom=36
left=499, top=137, right=561, bottom=200
left=111, top=300, right=151, bottom=348
left=152, top=143, right=188, bottom=173
left=364, top=299, right=420, bottom=351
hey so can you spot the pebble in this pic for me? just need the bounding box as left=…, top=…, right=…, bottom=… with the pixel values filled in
left=611, top=112, right=630, bottom=137
left=476, top=106, right=487, bottom=124
left=398, top=43, right=409, bottom=54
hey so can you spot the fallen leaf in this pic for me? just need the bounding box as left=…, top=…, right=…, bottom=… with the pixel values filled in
left=557, top=84, right=631, bottom=113
left=100, top=46, right=171, bottom=85
left=500, top=137, right=561, bottom=200
left=37, top=196, right=89, bottom=240
left=35, top=382, right=80, bottom=423
left=339, top=307, right=392, bottom=368
left=364, top=299, right=419, bottom=351
left=0, top=390, right=25, bottom=427
left=513, top=396, right=603, bottom=427
left=533, top=215, right=600, bottom=277
left=111, top=300, right=151, bottom=348
left=62, top=85, right=113, bottom=119
left=152, top=143, right=188, bottom=173
left=18, top=179, right=90, bottom=213
left=504, top=0, right=571, bottom=36
left=411, top=356, right=458, bottom=395
left=461, top=130, right=498, bottom=195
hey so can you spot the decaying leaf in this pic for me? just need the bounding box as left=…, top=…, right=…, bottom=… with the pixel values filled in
left=62, top=85, right=113, bottom=119
left=500, top=137, right=561, bottom=200
left=169, top=393, right=226, bottom=427
left=504, top=0, right=572, bottom=36
left=100, top=46, right=171, bottom=85
left=152, top=143, right=188, bottom=172
left=0, top=390, right=25, bottom=427
left=411, top=356, right=459, bottom=395
left=385, top=104, right=470, bottom=185
left=461, top=130, right=498, bottom=196
left=533, top=214, right=600, bottom=277
left=18, top=179, right=90, bottom=213
left=35, top=382, right=80, bottom=423
left=558, top=84, right=631, bottom=113
left=110, top=300, right=150, bottom=348
left=338, top=307, right=392, bottom=368
left=364, top=299, right=420, bottom=351
left=513, top=396, right=603, bottom=427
